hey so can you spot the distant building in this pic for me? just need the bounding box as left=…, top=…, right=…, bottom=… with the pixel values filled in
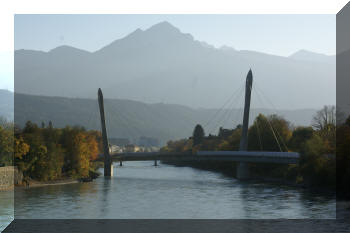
left=124, top=144, right=141, bottom=153
left=109, top=144, right=123, bottom=154
left=218, top=127, right=235, bottom=139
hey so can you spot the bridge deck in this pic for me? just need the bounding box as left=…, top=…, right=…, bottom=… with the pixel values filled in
left=108, top=151, right=299, bottom=164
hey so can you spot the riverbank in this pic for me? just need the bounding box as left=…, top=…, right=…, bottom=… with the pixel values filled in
left=15, top=178, right=80, bottom=189
left=0, top=166, right=23, bottom=191
left=15, top=167, right=101, bottom=189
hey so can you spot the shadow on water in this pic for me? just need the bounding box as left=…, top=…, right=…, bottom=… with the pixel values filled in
left=99, top=177, right=113, bottom=217
left=11, top=161, right=337, bottom=219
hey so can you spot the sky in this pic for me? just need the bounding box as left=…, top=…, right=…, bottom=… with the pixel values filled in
left=1, top=14, right=336, bottom=91
left=15, top=14, right=335, bottom=56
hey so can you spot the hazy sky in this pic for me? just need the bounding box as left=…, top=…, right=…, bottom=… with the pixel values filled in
left=15, top=14, right=336, bottom=56
left=1, top=14, right=335, bottom=91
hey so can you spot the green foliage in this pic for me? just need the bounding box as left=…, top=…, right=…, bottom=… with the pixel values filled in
left=0, top=118, right=14, bottom=166
left=163, top=107, right=337, bottom=188
left=248, top=114, right=291, bottom=152
left=218, top=127, right=241, bottom=151
left=162, top=139, right=192, bottom=153
left=192, top=124, right=205, bottom=146
left=299, top=134, right=335, bottom=187
left=288, top=127, right=314, bottom=153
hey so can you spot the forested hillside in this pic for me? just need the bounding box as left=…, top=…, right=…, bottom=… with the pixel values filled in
left=4, top=92, right=317, bottom=145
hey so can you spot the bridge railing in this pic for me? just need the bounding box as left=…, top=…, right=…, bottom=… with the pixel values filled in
left=197, top=151, right=300, bottom=158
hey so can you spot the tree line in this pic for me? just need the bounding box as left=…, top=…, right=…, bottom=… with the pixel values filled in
left=0, top=119, right=102, bottom=181
left=162, top=106, right=341, bottom=191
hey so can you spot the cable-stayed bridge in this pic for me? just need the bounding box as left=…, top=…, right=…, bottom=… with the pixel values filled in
left=97, top=70, right=300, bottom=179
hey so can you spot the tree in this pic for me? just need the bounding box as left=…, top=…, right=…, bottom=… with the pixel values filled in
left=14, top=136, right=30, bottom=160
left=192, top=124, right=205, bottom=146
left=14, top=122, right=101, bottom=181
left=288, top=127, right=314, bottom=153
left=218, top=127, right=241, bottom=151
left=0, top=124, right=14, bottom=165
left=248, top=114, right=291, bottom=152
left=312, top=105, right=336, bottom=131
left=48, top=121, right=53, bottom=129
left=312, top=105, right=336, bottom=153
left=299, top=134, right=335, bottom=186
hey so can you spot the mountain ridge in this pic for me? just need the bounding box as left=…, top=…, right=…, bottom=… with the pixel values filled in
left=1, top=90, right=318, bottom=145
left=14, top=21, right=335, bottom=109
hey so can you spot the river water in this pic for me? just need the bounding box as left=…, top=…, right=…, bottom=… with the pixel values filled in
left=10, top=161, right=336, bottom=220
left=0, top=190, right=13, bottom=232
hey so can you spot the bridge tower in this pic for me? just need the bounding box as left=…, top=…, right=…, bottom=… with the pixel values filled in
left=98, top=88, right=113, bottom=177
left=237, top=69, right=253, bottom=179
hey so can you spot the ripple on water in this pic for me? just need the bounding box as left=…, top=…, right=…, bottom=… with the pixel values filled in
left=12, top=161, right=336, bottom=219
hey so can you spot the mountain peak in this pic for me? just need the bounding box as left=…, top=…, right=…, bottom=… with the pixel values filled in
left=290, top=49, right=322, bottom=57
left=146, top=21, right=180, bottom=34
left=49, top=45, right=90, bottom=54
left=289, top=49, right=335, bottom=64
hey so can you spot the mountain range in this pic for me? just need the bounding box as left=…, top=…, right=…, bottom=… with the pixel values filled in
left=14, top=21, right=335, bottom=109
left=0, top=90, right=317, bottom=145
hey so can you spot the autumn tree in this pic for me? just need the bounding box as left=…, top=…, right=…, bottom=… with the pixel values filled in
left=248, top=114, right=291, bottom=152
left=0, top=123, right=14, bottom=166
left=218, top=126, right=241, bottom=151
left=14, top=122, right=101, bottom=181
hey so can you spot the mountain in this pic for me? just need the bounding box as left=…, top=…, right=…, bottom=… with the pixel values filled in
left=14, top=21, right=335, bottom=109
left=0, top=90, right=13, bottom=121
left=289, top=49, right=335, bottom=64
left=6, top=91, right=317, bottom=145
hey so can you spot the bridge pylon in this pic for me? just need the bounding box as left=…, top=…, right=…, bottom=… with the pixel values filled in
left=237, top=69, right=253, bottom=180
left=98, top=88, right=113, bottom=177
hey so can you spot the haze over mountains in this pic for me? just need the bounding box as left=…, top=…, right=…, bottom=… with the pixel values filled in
left=15, top=21, right=335, bottom=109
left=0, top=90, right=317, bottom=145
left=0, top=90, right=13, bottom=121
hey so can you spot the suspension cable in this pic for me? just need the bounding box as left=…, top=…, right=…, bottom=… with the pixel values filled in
left=208, top=83, right=245, bottom=135
left=254, top=83, right=289, bottom=151
left=253, top=87, right=283, bottom=152
left=204, top=82, right=245, bottom=130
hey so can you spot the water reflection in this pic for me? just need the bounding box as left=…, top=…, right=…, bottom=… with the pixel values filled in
left=12, top=161, right=335, bottom=219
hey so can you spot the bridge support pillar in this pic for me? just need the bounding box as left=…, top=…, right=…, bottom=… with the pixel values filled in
left=237, top=70, right=253, bottom=180
left=237, top=162, right=249, bottom=180
left=98, top=88, right=112, bottom=177
left=154, top=160, right=158, bottom=166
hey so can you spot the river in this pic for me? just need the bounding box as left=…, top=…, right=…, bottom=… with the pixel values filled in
left=0, top=190, right=13, bottom=232
left=10, top=161, right=336, bottom=220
